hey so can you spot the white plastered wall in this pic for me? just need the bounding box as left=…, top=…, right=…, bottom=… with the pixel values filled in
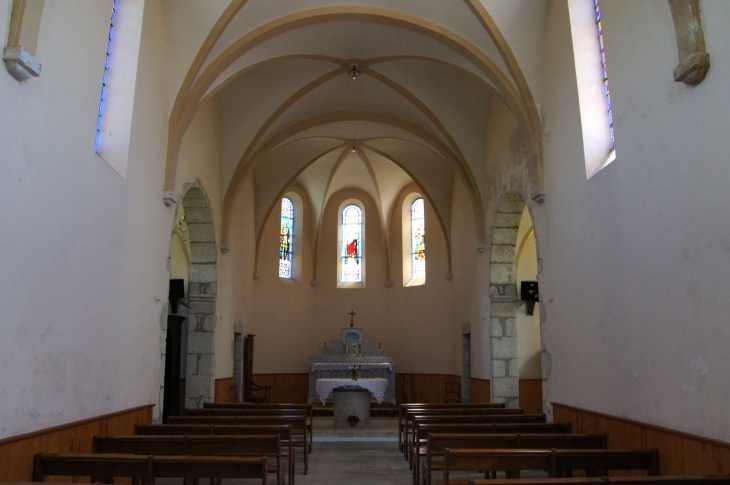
left=0, top=0, right=174, bottom=435
left=537, top=0, right=730, bottom=441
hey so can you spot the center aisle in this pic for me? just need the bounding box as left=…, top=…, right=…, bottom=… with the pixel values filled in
left=296, top=441, right=411, bottom=485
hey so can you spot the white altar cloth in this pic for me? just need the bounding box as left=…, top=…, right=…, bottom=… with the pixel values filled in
left=315, top=378, right=389, bottom=405
left=311, top=362, right=392, bottom=372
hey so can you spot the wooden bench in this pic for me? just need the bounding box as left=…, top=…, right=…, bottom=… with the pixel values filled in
left=402, top=408, right=525, bottom=456
left=135, top=424, right=295, bottom=480
left=467, top=477, right=730, bottom=485
left=410, top=422, right=572, bottom=467
left=93, top=434, right=288, bottom=485
left=166, top=414, right=309, bottom=473
left=188, top=405, right=314, bottom=453
left=418, top=434, right=607, bottom=485
left=408, top=415, right=547, bottom=465
left=440, top=449, right=660, bottom=485
left=32, top=453, right=267, bottom=485
left=399, top=404, right=508, bottom=453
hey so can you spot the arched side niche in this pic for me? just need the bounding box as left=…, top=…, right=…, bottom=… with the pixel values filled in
left=488, top=190, right=527, bottom=408
left=181, top=181, right=217, bottom=408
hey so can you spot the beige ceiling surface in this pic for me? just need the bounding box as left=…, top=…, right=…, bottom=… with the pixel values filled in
left=161, top=0, right=548, bottom=268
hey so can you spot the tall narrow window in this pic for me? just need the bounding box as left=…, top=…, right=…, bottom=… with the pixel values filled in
left=95, top=0, right=118, bottom=153
left=568, top=0, right=616, bottom=178
left=279, top=197, right=294, bottom=278
left=594, top=0, right=615, bottom=150
left=341, top=205, right=363, bottom=283
left=411, top=198, right=426, bottom=281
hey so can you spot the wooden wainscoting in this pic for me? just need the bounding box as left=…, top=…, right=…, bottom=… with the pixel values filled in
left=0, top=404, right=153, bottom=482
left=214, top=377, right=235, bottom=403
left=396, top=374, right=461, bottom=404
left=553, top=402, right=730, bottom=475
left=470, top=377, right=491, bottom=403
left=253, top=373, right=309, bottom=404
left=519, top=379, right=543, bottom=414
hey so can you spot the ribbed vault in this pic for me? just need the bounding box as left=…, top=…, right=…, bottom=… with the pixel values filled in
left=162, top=0, right=547, bottom=283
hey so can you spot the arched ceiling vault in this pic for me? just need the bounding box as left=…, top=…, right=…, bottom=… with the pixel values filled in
left=163, top=1, right=546, bottom=279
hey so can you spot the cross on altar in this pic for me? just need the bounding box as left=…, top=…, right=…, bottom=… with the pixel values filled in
left=348, top=309, right=356, bottom=327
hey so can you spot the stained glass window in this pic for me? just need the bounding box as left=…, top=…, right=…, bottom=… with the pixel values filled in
left=411, top=198, right=426, bottom=280
left=95, top=0, right=118, bottom=152
left=279, top=197, right=294, bottom=278
left=594, top=0, right=615, bottom=149
left=341, top=205, right=363, bottom=283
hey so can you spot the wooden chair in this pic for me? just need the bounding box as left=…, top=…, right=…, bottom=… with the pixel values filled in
left=445, top=382, right=461, bottom=404
left=248, top=381, right=272, bottom=403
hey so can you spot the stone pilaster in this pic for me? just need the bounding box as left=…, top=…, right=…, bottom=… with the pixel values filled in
left=185, top=292, right=216, bottom=408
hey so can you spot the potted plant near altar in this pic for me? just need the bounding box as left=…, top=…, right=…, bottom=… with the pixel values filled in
left=346, top=415, right=360, bottom=428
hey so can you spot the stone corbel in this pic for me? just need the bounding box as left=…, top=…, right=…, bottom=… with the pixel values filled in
left=3, top=45, right=41, bottom=80
left=668, top=0, right=710, bottom=85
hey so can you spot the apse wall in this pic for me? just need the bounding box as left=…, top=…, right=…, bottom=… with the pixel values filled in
left=249, top=187, right=457, bottom=375
left=536, top=0, right=730, bottom=441
left=0, top=0, right=173, bottom=436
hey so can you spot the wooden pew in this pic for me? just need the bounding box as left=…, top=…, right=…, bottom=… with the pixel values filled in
left=408, top=415, right=547, bottom=465
left=32, top=453, right=267, bottom=484
left=418, top=434, right=607, bottom=485
left=410, top=422, right=572, bottom=467
left=402, top=408, right=525, bottom=456
left=467, top=478, right=730, bottom=485
left=93, top=434, right=287, bottom=485
left=188, top=405, right=314, bottom=453
left=135, top=424, right=295, bottom=480
left=399, top=404, right=507, bottom=452
left=440, top=449, right=660, bottom=485
left=166, top=414, right=309, bottom=473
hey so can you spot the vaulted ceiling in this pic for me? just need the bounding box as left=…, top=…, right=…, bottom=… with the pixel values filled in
left=162, top=0, right=549, bottom=255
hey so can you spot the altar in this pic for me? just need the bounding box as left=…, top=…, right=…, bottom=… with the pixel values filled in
left=308, top=322, right=396, bottom=426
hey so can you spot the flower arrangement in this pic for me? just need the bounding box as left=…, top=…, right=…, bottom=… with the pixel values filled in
left=346, top=414, right=360, bottom=427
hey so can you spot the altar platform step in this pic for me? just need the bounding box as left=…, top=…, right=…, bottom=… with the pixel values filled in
left=312, top=417, right=398, bottom=442
left=312, top=400, right=398, bottom=418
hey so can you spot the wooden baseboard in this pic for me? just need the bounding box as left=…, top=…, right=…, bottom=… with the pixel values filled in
left=0, top=404, right=153, bottom=481
left=553, top=402, right=730, bottom=475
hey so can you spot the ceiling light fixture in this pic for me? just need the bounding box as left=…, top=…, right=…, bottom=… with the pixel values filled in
left=348, top=64, right=361, bottom=80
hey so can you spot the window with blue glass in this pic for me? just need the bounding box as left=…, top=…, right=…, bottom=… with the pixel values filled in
left=95, top=0, right=118, bottom=153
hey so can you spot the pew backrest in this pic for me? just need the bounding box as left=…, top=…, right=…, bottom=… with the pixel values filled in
left=33, top=453, right=267, bottom=484
left=442, top=449, right=661, bottom=484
